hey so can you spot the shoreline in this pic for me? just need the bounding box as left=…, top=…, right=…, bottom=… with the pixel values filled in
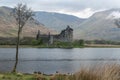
left=85, top=44, right=120, bottom=48
left=0, top=63, right=120, bottom=80
left=0, top=44, right=120, bottom=48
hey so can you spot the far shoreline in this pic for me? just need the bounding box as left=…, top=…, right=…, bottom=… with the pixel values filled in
left=0, top=44, right=120, bottom=48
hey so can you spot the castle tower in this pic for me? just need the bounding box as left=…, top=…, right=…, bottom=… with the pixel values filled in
left=36, top=30, right=40, bottom=40
left=65, top=25, right=73, bottom=42
left=48, top=32, right=53, bottom=44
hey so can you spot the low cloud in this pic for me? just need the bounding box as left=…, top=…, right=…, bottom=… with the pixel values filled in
left=0, top=0, right=120, bottom=18
left=52, top=8, right=96, bottom=18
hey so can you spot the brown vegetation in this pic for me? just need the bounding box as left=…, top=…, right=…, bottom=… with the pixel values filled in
left=44, top=64, right=120, bottom=80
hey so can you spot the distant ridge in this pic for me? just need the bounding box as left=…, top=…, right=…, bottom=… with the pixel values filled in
left=34, top=11, right=86, bottom=32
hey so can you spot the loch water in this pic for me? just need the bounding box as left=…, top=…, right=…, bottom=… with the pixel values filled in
left=0, top=48, right=120, bottom=74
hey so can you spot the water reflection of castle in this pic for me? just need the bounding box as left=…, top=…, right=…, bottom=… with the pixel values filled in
left=36, top=25, right=73, bottom=44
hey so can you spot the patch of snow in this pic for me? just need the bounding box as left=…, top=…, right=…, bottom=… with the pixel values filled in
left=106, top=11, right=120, bottom=19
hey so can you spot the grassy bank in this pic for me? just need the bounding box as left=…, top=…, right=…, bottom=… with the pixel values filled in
left=0, top=73, right=35, bottom=80
left=85, top=44, right=120, bottom=48
left=0, top=44, right=120, bottom=48
left=0, top=44, right=84, bottom=48
left=0, top=64, right=120, bottom=80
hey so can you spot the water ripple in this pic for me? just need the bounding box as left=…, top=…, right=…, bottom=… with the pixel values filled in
left=0, top=58, right=119, bottom=61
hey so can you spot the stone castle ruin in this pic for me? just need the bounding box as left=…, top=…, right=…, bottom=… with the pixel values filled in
left=36, top=25, right=73, bottom=44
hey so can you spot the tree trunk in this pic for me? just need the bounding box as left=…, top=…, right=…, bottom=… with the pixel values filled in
left=12, top=29, right=20, bottom=73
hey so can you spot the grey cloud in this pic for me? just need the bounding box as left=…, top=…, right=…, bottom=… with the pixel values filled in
left=31, top=0, right=120, bottom=12
left=0, top=0, right=120, bottom=12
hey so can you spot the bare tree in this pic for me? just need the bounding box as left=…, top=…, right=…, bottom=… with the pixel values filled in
left=12, top=3, right=33, bottom=73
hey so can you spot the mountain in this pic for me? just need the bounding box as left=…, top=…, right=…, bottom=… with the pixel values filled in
left=0, top=6, right=56, bottom=37
left=34, top=11, right=86, bottom=32
left=1, top=6, right=120, bottom=41
left=74, top=9, right=120, bottom=41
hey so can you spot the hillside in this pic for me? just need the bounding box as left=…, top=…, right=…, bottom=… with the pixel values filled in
left=0, top=6, right=56, bottom=37
left=74, top=9, right=120, bottom=41
left=34, top=11, right=86, bottom=32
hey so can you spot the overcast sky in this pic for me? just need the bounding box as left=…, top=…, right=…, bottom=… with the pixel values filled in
left=0, top=0, right=120, bottom=18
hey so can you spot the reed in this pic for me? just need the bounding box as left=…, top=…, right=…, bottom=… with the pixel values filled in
left=49, top=64, right=120, bottom=80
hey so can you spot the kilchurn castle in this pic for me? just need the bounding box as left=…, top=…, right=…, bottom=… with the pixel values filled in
left=36, top=25, right=73, bottom=44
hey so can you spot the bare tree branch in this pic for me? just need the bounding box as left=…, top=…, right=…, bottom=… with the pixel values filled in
left=12, top=3, right=33, bottom=73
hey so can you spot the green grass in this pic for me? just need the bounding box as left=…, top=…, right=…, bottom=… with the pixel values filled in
left=0, top=73, right=36, bottom=80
